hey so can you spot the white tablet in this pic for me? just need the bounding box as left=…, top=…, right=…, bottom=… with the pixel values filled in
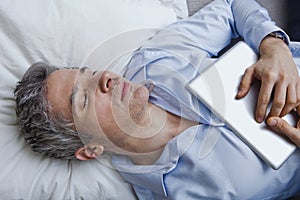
left=187, top=41, right=297, bottom=169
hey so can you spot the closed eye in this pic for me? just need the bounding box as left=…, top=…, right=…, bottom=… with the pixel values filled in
left=83, top=91, right=88, bottom=109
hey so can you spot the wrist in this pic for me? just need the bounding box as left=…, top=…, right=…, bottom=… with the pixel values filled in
left=267, top=31, right=288, bottom=44
left=259, top=34, right=290, bottom=56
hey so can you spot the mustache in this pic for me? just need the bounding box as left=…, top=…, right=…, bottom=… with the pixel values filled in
left=110, top=77, right=121, bottom=91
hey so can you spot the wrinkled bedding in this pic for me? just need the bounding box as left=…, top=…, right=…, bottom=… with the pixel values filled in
left=0, top=0, right=187, bottom=199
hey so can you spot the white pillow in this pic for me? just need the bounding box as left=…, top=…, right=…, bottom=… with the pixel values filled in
left=0, top=0, right=186, bottom=199
left=159, top=0, right=189, bottom=19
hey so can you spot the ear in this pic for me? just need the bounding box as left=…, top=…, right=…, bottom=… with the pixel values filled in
left=75, top=145, right=104, bottom=160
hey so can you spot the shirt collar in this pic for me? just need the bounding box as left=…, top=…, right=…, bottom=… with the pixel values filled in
left=111, top=127, right=198, bottom=197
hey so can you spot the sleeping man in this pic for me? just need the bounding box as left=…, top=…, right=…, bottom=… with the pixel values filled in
left=14, top=0, right=300, bottom=199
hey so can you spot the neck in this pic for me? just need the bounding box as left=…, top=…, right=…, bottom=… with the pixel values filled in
left=128, top=103, right=198, bottom=165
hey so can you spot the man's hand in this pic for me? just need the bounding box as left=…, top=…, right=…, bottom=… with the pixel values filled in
left=236, top=36, right=300, bottom=123
left=266, top=109, right=300, bottom=147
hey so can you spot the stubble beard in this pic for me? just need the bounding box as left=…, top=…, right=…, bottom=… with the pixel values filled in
left=128, top=85, right=149, bottom=126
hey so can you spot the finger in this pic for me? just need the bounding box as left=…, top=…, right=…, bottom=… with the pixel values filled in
left=256, top=79, right=275, bottom=123
left=296, top=79, right=300, bottom=106
left=267, top=117, right=300, bottom=147
left=236, top=66, right=254, bottom=99
left=296, top=107, right=300, bottom=129
left=297, top=106, right=300, bottom=116
left=280, top=84, right=297, bottom=117
left=268, top=82, right=286, bottom=117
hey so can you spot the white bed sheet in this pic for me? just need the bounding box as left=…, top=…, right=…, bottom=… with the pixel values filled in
left=0, top=0, right=187, bottom=199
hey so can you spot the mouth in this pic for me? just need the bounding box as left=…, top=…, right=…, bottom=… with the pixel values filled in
left=121, top=81, right=130, bottom=101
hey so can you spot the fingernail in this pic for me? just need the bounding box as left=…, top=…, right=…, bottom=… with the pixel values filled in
left=238, top=89, right=243, bottom=96
left=268, top=118, right=277, bottom=127
left=257, top=117, right=264, bottom=123
left=235, top=89, right=243, bottom=99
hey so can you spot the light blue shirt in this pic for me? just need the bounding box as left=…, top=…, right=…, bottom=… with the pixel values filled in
left=112, top=0, right=300, bottom=199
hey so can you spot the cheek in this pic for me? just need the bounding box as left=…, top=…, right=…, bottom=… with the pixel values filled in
left=95, top=99, right=130, bottom=147
left=94, top=94, right=126, bottom=135
left=95, top=98, right=113, bottom=131
left=94, top=85, right=149, bottom=138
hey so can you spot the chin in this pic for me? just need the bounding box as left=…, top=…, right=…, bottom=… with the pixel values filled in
left=129, top=85, right=149, bottom=126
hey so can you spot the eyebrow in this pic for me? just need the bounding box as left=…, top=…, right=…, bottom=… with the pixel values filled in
left=69, top=68, right=87, bottom=107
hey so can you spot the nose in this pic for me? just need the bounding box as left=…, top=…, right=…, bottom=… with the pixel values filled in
left=99, top=71, right=118, bottom=93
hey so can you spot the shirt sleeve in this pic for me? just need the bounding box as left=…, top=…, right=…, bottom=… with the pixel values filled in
left=146, top=0, right=287, bottom=56
left=230, top=0, right=289, bottom=52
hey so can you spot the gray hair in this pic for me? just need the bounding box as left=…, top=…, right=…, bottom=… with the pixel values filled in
left=14, top=62, right=85, bottom=159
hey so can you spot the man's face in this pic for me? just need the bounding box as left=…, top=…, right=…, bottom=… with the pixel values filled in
left=46, top=68, right=150, bottom=152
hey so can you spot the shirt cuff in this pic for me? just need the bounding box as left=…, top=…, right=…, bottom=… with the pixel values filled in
left=246, top=21, right=290, bottom=53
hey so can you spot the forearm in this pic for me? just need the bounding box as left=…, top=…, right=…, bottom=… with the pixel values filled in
left=159, top=0, right=285, bottom=56
left=231, top=0, right=289, bottom=52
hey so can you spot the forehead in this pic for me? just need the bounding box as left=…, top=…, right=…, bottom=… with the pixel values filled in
left=46, top=69, right=78, bottom=120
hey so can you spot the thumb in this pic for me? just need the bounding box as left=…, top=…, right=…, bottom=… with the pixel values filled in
left=267, top=117, right=291, bottom=134
left=267, top=117, right=300, bottom=147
